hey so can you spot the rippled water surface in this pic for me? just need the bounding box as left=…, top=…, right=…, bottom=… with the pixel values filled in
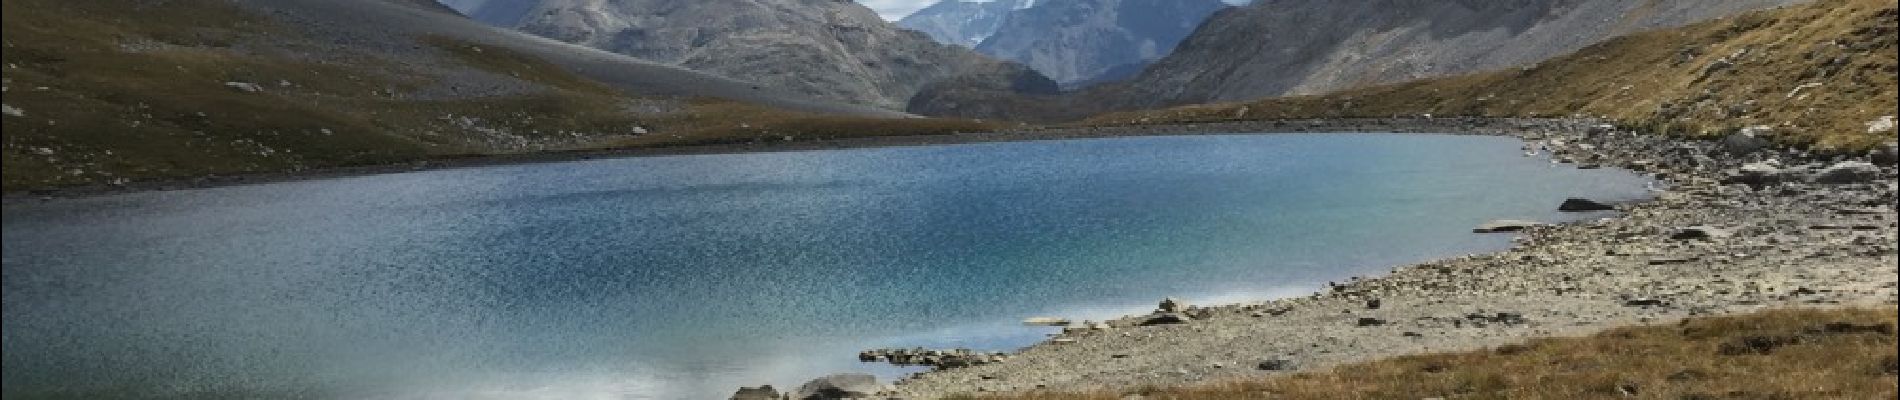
left=2, top=134, right=1652, bottom=399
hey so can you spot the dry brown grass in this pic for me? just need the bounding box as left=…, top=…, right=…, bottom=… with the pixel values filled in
left=954, top=308, right=1899, bottom=400
left=1085, top=0, right=1899, bottom=152
left=0, top=0, right=993, bottom=192
left=592, top=100, right=1004, bottom=148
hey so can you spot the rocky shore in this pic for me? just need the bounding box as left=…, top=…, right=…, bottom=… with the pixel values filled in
left=734, top=118, right=1899, bottom=399
left=879, top=120, right=1899, bottom=397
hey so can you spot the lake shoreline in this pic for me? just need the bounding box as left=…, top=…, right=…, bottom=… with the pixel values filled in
left=875, top=121, right=1899, bottom=396
left=3, top=117, right=1592, bottom=202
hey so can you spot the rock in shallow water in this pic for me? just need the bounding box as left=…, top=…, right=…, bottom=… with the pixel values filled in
left=1474, top=219, right=1546, bottom=233
left=1558, top=198, right=1615, bottom=212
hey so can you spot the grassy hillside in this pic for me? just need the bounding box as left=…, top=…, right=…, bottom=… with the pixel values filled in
left=956, top=308, right=1899, bottom=400
left=0, top=0, right=994, bottom=192
left=1085, top=0, right=1899, bottom=152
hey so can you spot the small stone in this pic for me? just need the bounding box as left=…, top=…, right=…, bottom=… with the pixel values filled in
left=1356, top=317, right=1388, bottom=327
left=1670, top=226, right=1731, bottom=241
left=1647, top=256, right=1699, bottom=265
left=223, top=81, right=264, bottom=93
left=1256, top=359, right=1297, bottom=371
left=1867, top=115, right=1896, bottom=134
left=1624, top=298, right=1667, bottom=307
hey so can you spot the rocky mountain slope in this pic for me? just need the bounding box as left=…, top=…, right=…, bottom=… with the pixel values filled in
left=896, top=0, right=1031, bottom=48
left=1093, top=0, right=1897, bottom=152
left=915, top=0, right=1811, bottom=121
left=1114, top=0, right=1806, bottom=107
left=0, top=0, right=983, bottom=191
left=974, top=0, right=1229, bottom=86
left=503, top=0, right=1055, bottom=110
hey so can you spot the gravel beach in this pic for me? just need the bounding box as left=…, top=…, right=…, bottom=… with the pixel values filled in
left=875, top=119, right=1899, bottom=397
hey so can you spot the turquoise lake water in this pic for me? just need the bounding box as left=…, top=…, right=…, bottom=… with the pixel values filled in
left=1, top=134, right=1652, bottom=399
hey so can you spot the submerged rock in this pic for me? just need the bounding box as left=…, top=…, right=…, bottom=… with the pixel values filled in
left=1558, top=198, right=1615, bottom=212
left=1474, top=219, right=1546, bottom=233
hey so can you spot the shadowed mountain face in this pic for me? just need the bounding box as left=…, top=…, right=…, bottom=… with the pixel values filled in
left=895, top=0, right=1030, bottom=47
left=973, top=0, right=1229, bottom=87
left=459, top=0, right=1055, bottom=110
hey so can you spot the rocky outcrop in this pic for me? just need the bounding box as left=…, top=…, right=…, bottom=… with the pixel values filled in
left=509, top=0, right=1053, bottom=110
left=972, top=0, right=1230, bottom=86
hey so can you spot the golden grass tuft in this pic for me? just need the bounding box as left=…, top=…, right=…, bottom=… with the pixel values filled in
left=953, top=308, right=1899, bottom=400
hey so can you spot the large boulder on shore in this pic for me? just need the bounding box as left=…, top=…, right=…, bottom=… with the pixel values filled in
left=1808, top=161, right=1880, bottom=184
left=1158, top=297, right=1188, bottom=313
left=792, top=373, right=879, bottom=399
left=1720, top=127, right=1774, bottom=154
left=1558, top=198, right=1615, bottom=212
left=731, top=385, right=782, bottom=400
left=1725, top=162, right=1797, bottom=186
left=1872, top=142, right=1899, bottom=166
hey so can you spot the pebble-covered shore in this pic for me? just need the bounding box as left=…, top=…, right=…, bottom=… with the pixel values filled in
left=866, top=119, right=1900, bottom=397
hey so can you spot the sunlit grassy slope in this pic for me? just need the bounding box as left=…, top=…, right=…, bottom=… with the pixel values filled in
left=0, top=0, right=995, bottom=191
left=1086, top=0, right=1899, bottom=152
left=955, top=308, right=1900, bottom=400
